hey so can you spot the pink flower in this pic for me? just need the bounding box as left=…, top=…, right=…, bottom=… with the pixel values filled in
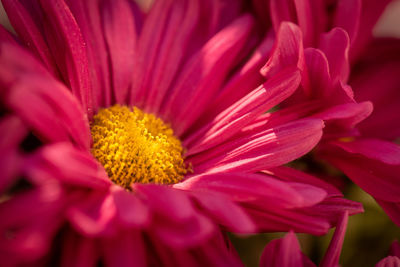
left=0, top=0, right=363, bottom=266
left=376, top=241, right=400, bottom=267
left=260, top=212, right=348, bottom=267
left=252, top=0, right=400, bottom=226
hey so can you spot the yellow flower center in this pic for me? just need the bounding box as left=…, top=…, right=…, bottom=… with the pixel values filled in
left=90, top=105, right=189, bottom=189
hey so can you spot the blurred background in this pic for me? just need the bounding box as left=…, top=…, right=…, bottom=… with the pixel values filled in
left=1, top=0, right=400, bottom=266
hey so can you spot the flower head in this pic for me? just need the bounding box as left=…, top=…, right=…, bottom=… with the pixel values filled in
left=0, top=0, right=367, bottom=265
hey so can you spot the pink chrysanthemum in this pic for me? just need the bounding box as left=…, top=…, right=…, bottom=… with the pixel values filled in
left=0, top=0, right=364, bottom=266
left=260, top=212, right=348, bottom=267
left=253, top=0, right=400, bottom=227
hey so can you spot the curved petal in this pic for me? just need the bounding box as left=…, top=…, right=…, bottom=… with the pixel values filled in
left=38, top=0, right=94, bottom=117
left=319, top=27, right=350, bottom=84
left=320, top=142, right=400, bottom=202
left=191, top=119, right=324, bottom=174
left=6, top=73, right=91, bottom=150
left=161, top=14, right=255, bottom=135
left=101, top=0, right=139, bottom=104
left=185, top=67, right=301, bottom=155
left=320, top=211, right=348, bottom=267
left=260, top=231, right=316, bottom=267
left=1, top=0, right=59, bottom=75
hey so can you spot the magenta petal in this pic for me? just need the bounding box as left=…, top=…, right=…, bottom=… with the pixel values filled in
left=65, top=0, right=112, bottom=109
left=101, top=0, right=138, bottom=104
left=102, top=231, right=146, bottom=267
left=67, top=192, right=116, bottom=237
left=293, top=0, right=314, bottom=46
left=185, top=67, right=301, bottom=155
left=38, top=0, right=93, bottom=117
left=261, top=22, right=308, bottom=88
left=319, top=27, right=350, bottom=84
left=332, top=139, right=400, bottom=165
left=6, top=74, right=91, bottom=150
left=350, top=44, right=400, bottom=140
left=304, top=48, right=332, bottom=98
left=60, top=230, right=98, bottom=267
left=29, top=143, right=111, bottom=189
left=391, top=241, right=400, bottom=257
left=333, top=0, right=361, bottom=45
left=312, top=101, right=372, bottom=129
left=320, top=211, right=348, bottom=267
left=142, top=0, right=205, bottom=113
left=0, top=116, right=25, bottom=192
left=153, top=211, right=215, bottom=249
left=375, top=256, right=400, bottom=267
left=269, top=0, right=296, bottom=34
left=349, top=0, right=392, bottom=61
left=1, top=0, right=59, bottom=75
left=133, top=184, right=195, bottom=221
left=176, top=173, right=326, bottom=209
left=189, top=191, right=255, bottom=233
left=110, top=186, right=149, bottom=227
left=193, top=118, right=323, bottom=173
left=320, top=143, right=400, bottom=202
left=202, top=30, right=275, bottom=120
left=267, top=167, right=342, bottom=197
left=260, top=231, right=316, bottom=267
left=161, top=14, right=255, bottom=135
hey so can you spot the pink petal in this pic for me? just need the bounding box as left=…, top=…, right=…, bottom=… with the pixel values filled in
left=188, top=29, right=275, bottom=128
left=350, top=44, right=400, bottom=140
left=267, top=167, right=342, bottom=196
left=261, top=22, right=308, bottom=89
left=333, top=0, right=361, bottom=45
left=110, top=185, right=149, bottom=227
left=331, top=139, right=400, bottom=165
left=320, top=211, right=348, bottom=267
left=101, top=0, right=138, bottom=104
left=141, top=0, right=205, bottom=113
left=375, top=256, right=400, bottom=267
left=260, top=231, right=316, bottom=267
left=6, top=74, right=91, bottom=150
left=192, top=119, right=323, bottom=173
left=269, top=0, right=297, bottom=34
left=319, top=28, right=350, bottom=84
left=161, top=14, right=255, bottom=135
left=133, top=183, right=195, bottom=221
left=153, top=211, right=215, bottom=249
left=29, top=143, right=111, bottom=189
left=60, top=229, right=98, bottom=267
left=320, top=143, right=400, bottom=202
left=188, top=191, right=255, bottom=233
left=67, top=192, right=116, bottom=237
left=0, top=116, right=25, bottom=192
left=102, top=231, right=146, bottom=267
left=185, top=67, right=301, bottom=155
left=349, top=0, right=392, bottom=61
left=304, top=48, right=332, bottom=99
left=1, top=0, right=59, bottom=75
left=391, top=241, right=400, bottom=257
left=176, top=173, right=326, bottom=209
left=293, top=0, right=314, bottom=46
left=38, top=0, right=94, bottom=117
left=311, top=101, right=373, bottom=129
left=247, top=206, right=330, bottom=235
left=65, top=0, right=112, bottom=108
left=0, top=183, right=65, bottom=263
left=0, top=25, right=18, bottom=44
